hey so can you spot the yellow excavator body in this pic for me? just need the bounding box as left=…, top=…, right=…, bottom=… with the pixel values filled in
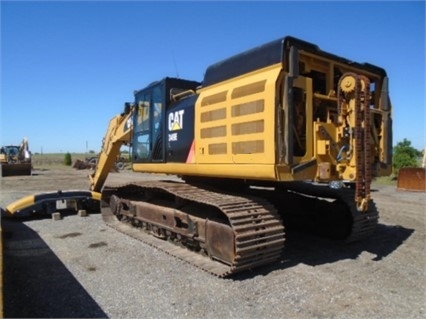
left=2, top=36, right=393, bottom=277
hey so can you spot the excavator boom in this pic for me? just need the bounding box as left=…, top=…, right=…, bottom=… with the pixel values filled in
left=89, top=104, right=134, bottom=192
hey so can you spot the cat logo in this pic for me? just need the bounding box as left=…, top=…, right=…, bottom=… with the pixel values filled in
left=168, top=110, right=185, bottom=131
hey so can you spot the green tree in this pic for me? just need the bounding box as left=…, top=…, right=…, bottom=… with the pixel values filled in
left=393, top=139, right=421, bottom=173
left=64, top=152, right=72, bottom=166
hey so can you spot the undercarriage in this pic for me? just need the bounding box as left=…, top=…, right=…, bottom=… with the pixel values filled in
left=101, top=179, right=378, bottom=277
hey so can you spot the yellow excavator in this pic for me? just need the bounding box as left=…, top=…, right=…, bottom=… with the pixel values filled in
left=0, top=138, right=32, bottom=177
left=2, top=36, right=393, bottom=277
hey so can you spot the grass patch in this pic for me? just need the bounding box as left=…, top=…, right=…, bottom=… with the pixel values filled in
left=373, top=175, right=397, bottom=186
left=31, top=152, right=132, bottom=171
left=32, top=153, right=90, bottom=169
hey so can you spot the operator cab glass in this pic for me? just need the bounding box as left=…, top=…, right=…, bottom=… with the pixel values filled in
left=133, top=82, right=164, bottom=162
left=132, top=78, right=200, bottom=163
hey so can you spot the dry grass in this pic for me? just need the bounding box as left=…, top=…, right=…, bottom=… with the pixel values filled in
left=31, top=152, right=131, bottom=170
left=373, top=175, right=397, bottom=186
left=31, top=153, right=90, bottom=169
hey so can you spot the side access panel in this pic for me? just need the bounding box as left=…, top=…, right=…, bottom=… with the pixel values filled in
left=195, top=64, right=282, bottom=166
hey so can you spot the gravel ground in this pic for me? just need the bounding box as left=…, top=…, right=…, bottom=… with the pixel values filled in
left=1, top=167, right=425, bottom=319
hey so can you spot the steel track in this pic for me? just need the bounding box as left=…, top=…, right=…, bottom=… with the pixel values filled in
left=101, top=180, right=378, bottom=277
left=101, top=180, right=285, bottom=277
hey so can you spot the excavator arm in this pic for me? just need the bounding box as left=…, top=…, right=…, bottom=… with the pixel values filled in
left=89, top=104, right=134, bottom=192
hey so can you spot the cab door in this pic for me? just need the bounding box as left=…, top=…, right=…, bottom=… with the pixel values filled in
left=133, top=84, right=165, bottom=163
left=133, top=92, right=152, bottom=162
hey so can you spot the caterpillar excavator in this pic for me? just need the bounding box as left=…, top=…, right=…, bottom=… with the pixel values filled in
left=3, top=36, right=393, bottom=277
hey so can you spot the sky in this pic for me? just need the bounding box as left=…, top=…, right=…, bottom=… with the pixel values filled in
left=1, top=1, right=425, bottom=154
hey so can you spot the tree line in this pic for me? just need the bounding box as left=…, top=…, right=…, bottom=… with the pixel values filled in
left=393, top=138, right=424, bottom=174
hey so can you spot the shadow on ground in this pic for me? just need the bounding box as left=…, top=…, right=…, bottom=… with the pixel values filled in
left=2, top=210, right=414, bottom=287
left=2, top=217, right=107, bottom=318
left=234, top=222, right=414, bottom=280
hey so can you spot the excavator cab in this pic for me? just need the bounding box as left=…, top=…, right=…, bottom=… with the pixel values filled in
left=132, top=78, right=200, bottom=164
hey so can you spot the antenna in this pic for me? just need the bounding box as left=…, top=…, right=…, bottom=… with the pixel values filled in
left=172, top=49, right=179, bottom=78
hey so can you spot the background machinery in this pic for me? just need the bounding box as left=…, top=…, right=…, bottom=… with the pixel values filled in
left=397, top=147, right=426, bottom=192
left=0, top=138, right=32, bottom=177
left=4, top=36, right=393, bottom=277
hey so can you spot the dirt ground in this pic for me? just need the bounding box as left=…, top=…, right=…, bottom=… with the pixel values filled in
left=1, top=167, right=425, bottom=318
